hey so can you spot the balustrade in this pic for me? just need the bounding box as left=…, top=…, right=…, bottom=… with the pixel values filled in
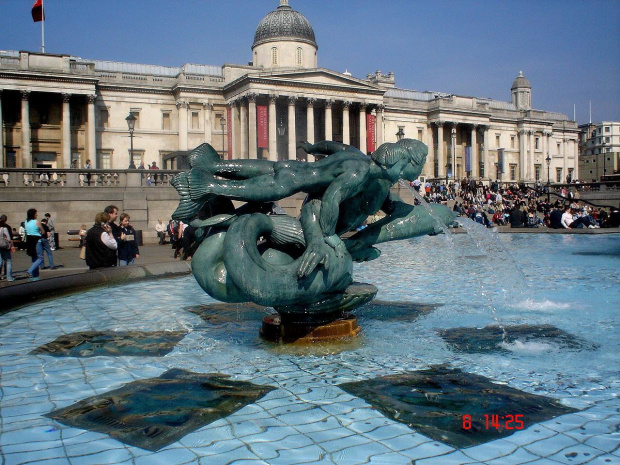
left=0, top=168, right=181, bottom=188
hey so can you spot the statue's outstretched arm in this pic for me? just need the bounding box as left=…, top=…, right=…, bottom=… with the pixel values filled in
left=299, top=141, right=364, bottom=156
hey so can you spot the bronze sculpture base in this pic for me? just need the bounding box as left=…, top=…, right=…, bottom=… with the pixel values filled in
left=260, top=312, right=361, bottom=343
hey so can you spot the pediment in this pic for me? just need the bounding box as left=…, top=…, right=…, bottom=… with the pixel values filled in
left=225, top=68, right=384, bottom=97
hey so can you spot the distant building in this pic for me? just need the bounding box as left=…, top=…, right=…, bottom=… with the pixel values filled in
left=578, top=121, right=619, bottom=181
left=0, top=0, right=579, bottom=183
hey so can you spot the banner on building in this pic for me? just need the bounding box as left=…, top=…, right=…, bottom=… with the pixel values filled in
left=257, top=105, right=268, bottom=148
left=366, top=114, right=376, bottom=153
left=498, top=148, right=505, bottom=173
left=227, top=107, right=232, bottom=160
left=32, top=0, right=44, bottom=22
left=465, top=146, right=471, bottom=173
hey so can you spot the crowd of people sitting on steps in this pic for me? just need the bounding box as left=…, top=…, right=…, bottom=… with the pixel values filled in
left=412, top=179, right=620, bottom=229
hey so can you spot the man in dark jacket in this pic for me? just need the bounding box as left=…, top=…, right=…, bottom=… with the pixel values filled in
left=85, top=212, right=118, bottom=269
left=509, top=205, right=525, bottom=228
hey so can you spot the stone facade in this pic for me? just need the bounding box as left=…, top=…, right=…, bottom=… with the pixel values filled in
left=578, top=121, right=620, bottom=181
left=0, top=0, right=579, bottom=183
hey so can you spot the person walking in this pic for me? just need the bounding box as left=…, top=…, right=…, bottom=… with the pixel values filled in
left=45, top=213, right=56, bottom=250
left=0, top=214, right=15, bottom=282
left=39, top=218, right=56, bottom=270
left=118, top=213, right=139, bottom=266
left=25, top=208, right=45, bottom=281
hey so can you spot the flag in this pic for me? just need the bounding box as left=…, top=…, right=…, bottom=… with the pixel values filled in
left=32, top=0, right=44, bottom=22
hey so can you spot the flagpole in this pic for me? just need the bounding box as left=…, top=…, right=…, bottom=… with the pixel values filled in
left=41, top=0, right=45, bottom=53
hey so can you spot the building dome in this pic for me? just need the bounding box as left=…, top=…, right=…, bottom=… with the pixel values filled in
left=511, top=71, right=531, bottom=90
left=253, top=1, right=317, bottom=49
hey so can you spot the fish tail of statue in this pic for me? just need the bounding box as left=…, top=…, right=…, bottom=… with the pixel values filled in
left=170, top=172, right=206, bottom=221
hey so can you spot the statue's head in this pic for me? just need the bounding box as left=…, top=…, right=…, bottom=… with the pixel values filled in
left=371, top=139, right=427, bottom=182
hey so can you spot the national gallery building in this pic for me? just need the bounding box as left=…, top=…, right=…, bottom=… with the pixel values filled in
left=0, top=0, right=579, bottom=184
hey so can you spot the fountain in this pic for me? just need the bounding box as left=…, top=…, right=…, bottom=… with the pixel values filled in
left=169, top=139, right=455, bottom=342
left=0, top=141, right=618, bottom=463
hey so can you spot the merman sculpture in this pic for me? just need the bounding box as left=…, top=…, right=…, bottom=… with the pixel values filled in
left=171, top=139, right=455, bottom=336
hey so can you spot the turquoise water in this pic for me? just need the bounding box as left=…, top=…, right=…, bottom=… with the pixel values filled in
left=0, top=232, right=618, bottom=464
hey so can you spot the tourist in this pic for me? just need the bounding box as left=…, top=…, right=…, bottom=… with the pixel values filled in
left=155, top=218, right=167, bottom=245
left=149, top=161, right=160, bottom=185
left=39, top=218, right=56, bottom=270
left=0, top=214, right=15, bottom=282
left=561, top=206, right=573, bottom=229
left=44, top=213, right=56, bottom=250
left=167, top=219, right=178, bottom=248
left=25, top=208, right=45, bottom=281
left=174, top=220, right=187, bottom=259
left=85, top=212, right=118, bottom=269
left=128, top=160, right=136, bottom=169
left=138, top=161, right=145, bottom=169
left=84, top=159, right=92, bottom=186
left=104, top=205, right=121, bottom=250
left=117, top=213, right=139, bottom=266
left=509, top=205, right=525, bottom=228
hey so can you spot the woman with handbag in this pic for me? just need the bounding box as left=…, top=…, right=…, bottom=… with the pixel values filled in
left=0, top=214, right=15, bottom=282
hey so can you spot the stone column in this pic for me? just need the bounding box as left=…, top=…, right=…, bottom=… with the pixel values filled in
left=423, top=123, right=434, bottom=178
left=230, top=102, right=238, bottom=160
left=359, top=104, right=367, bottom=154
left=87, top=95, right=97, bottom=167
left=248, top=93, right=258, bottom=160
left=21, top=91, right=31, bottom=168
left=306, top=98, right=315, bottom=162
left=528, top=130, right=535, bottom=181
left=519, top=129, right=526, bottom=180
left=324, top=100, right=333, bottom=141
left=450, top=124, right=457, bottom=180
left=62, top=93, right=71, bottom=169
left=470, top=125, right=478, bottom=178
left=342, top=101, right=351, bottom=145
left=268, top=95, right=277, bottom=161
left=562, top=137, right=568, bottom=179
left=287, top=96, right=296, bottom=160
left=573, top=138, right=578, bottom=177
left=436, top=121, right=444, bottom=179
left=375, top=105, right=384, bottom=147
left=483, top=126, right=489, bottom=180
left=203, top=102, right=212, bottom=144
left=240, top=99, right=248, bottom=159
left=177, top=100, right=188, bottom=151
left=0, top=89, right=4, bottom=168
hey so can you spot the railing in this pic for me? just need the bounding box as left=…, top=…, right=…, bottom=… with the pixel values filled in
left=0, top=168, right=181, bottom=188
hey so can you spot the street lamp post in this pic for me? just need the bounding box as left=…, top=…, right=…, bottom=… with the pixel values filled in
left=220, top=117, right=226, bottom=159
left=396, top=127, right=405, bottom=141
left=125, top=113, right=136, bottom=166
left=601, top=141, right=607, bottom=181
left=546, top=155, right=551, bottom=203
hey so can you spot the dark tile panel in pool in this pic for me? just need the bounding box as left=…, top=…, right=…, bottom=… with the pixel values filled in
left=187, top=302, right=274, bottom=325
left=355, top=300, right=440, bottom=322
left=30, top=330, right=188, bottom=357
left=44, top=368, right=276, bottom=451
left=338, top=366, right=577, bottom=449
left=438, top=324, right=598, bottom=354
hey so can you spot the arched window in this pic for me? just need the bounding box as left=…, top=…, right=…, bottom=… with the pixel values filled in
left=296, top=47, right=303, bottom=66
left=271, top=47, right=278, bottom=66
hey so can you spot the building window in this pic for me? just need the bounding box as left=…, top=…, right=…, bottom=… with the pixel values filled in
left=162, top=112, right=171, bottom=130
left=417, top=129, right=423, bottom=140
left=510, top=136, right=515, bottom=148
left=605, top=137, right=610, bottom=144
left=496, top=134, right=501, bottom=147
left=271, top=47, right=278, bottom=66
left=99, top=152, right=112, bottom=170
left=605, top=126, right=610, bottom=132
left=99, top=109, right=109, bottom=128
left=509, top=164, right=517, bottom=181
left=479, top=161, right=484, bottom=178
left=556, top=168, right=562, bottom=183
left=535, top=164, right=541, bottom=181
left=129, top=110, right=140, bottom=129
left=567, top=168, right=574, bottom=182
left=296, top=47, right=302, bottom=66
left=132, top=153, right=142, bottom=167
left=191, top=111, right=199, bottom=130
left=535, top=137, right=540, bottom=150
left=557, top=142, right=561, bottom=154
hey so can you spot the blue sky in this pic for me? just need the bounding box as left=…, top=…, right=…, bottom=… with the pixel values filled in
left=1, top=0, right=618, bottom=124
